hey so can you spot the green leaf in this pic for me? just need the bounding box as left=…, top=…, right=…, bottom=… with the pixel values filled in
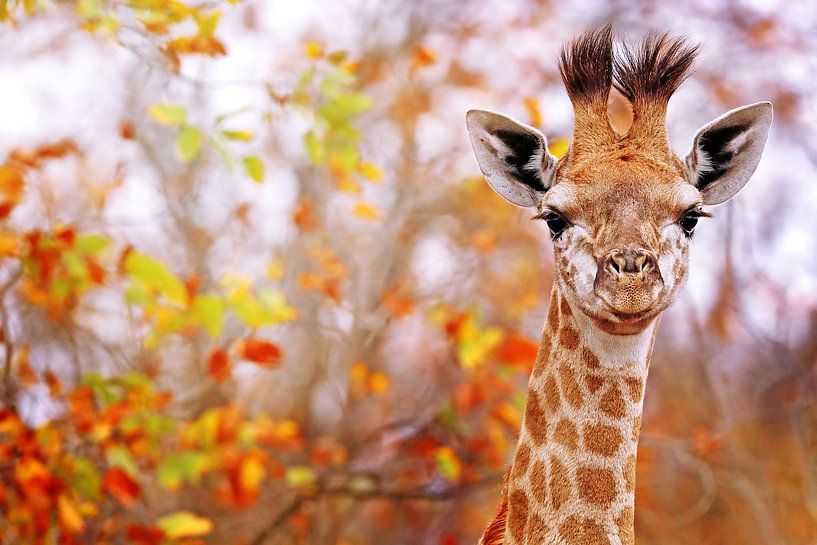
left=156, top=511, right=213, bottom=539
left=157, top=452, right=209, bottom=490
left=221, top=130, right=253, bottom=142
left=177, top=126, right=203, bottom=163
left=106, top=445, right=139, bottom=477
left=318, top=93, right=373, bottom=124
left=147, top=103, right=187, bottom=126
left=303, top=131, right=323, bottom=164
left=72, top=457, right=102, bottom=500
left=124, top=252, right=187, bottom=306
left=285, top=466, right=315, bottom=488
left=243, top=156, right=264, bottom=183
left=75, top=234, right=110, bottom=255
left=190, top=293, right=225, bottom=337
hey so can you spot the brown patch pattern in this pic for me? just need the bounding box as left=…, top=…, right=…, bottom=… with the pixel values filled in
left=582, top=347, right=600, bottom=368
left=553, top=418, right=579, bottom=450
left=559, top=365, right=583, bottom=408
left=549, top=455, right=571, bottom=511
left=624, top=455, right=637, bottom=491
left=583, top=423, right=622, bottom=456
left=600, top=384, right=627, bottom=419
left=577, top=466, right=617, bottom=506
left=558, top=515, right=611, bottom=545
left=508, top=489, right=529, bottom=544
left=616, top=506, right=635, bottom=543
left=511, top=442, right=531, bottom=481
left=543, top=374, right=562, bottom=413
left=625, top=376, right=643, bottom=402
left=560, top=325, right=581, bottom=350
left=525, top=390, right=549, bottom=443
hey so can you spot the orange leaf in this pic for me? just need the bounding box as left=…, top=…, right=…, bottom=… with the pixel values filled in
left=58, top=494, right=85, bottom=533
left=292, top=199, right=316, bottom=230
left=367, top=372, right=390, bottom=395
left=14, top=346, right=37, bottom=387
left=120, top=120, right=136, bottom=140
left=238, top=338, right=282, bottom=367
left=0, top=231, right=19, bottom=258
left=0, top=165, right=24, bottom=220
left=102, top=468, right=140, bottom=506
left=208, top=348, right=231, bottom=383
left=523, top=97, right=542, bottom=127
left=411, top=46, right=437, bottom=72
left=382, top=283, right=414, bottom=318
left=43, top=369, right=62, bottom=397
left=496, top=333, right=538, bottom=371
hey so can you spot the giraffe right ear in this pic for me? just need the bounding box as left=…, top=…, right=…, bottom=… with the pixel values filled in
left=466, top=110, right=557, bottom=208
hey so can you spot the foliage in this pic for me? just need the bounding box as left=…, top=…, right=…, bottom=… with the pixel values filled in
left=0, top=1, right=815, bottom=545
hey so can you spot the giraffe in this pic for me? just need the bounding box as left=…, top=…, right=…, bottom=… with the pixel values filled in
left=465, top=25, right=772, bottom=545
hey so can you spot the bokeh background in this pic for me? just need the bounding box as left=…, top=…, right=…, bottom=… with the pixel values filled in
left=1, top=1, right=816, bottom=544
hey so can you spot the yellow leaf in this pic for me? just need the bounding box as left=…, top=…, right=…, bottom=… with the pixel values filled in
left=352, top=202, right=382, bottom=221
left=547, top=137, right=570, bottom=159
left=156, top=511, right=213, bottom=539
left=304, top=42, right=323, bottom=59
left=523, top=97, right=542, bottom=127
left=243, top=156, right=265, bottom=183
left=357, top=161, right=383, bottom=182
left=176, top=126, right=203, bottom=163
left=367, top=372, right=390, bottom=395
left=0, top=231, right=19, bottom=257
left=147, top=103, right=187, bottom=126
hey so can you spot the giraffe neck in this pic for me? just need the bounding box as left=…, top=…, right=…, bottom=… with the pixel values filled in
left=504, top=285, right=657, bottom=545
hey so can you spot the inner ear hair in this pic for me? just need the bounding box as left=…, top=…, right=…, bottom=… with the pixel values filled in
left=694, top=123, right=749, bottom=189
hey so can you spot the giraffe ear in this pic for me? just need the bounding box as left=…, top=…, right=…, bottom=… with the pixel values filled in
left=466, top=109, right=557, bottom=208
left=684, top=102, right=773, bottom=205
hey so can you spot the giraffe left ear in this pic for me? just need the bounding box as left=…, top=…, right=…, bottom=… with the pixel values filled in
left=466, top=110, right=557, bottom=208
left=685, top=101, right=773, bottom=205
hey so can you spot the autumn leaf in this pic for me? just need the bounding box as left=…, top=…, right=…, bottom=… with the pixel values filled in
left=523, top=97, right=542, bottom=127
left=208, top=347, right=231, bottom=383
left=367, top=371, right=390, bottom=395
left=547, top=137, right=570, bottom=159
left=357, top=160, right=383, bottom=182
left=126, top=524, right=165, bottom=545
left=0, top=164, right=24, bottom=220
left=102, top=467, right=140, bottom=506
left=243, top=155, right=264, bottom=183
left=304, top=41, right=323, bottom=59
left=147, top=103, right=187, bottom=126
left=496, top=333, right=538, bottom=371
left=156, top=511, right=213, bottom=539
left=14, top=346, right=37, bottom=386
left=353, top=202, right=382, bottom=221
left=411, top=45, right=437, bottom=72
left=237, top=338, right=282, bottom=367
left=0, top=231, right=19, bottom=257
left=176, top=125, right=203, bottom=162
left=57, top=494, right=85, bottom=533
left=434, top=446, right=462, bottom=481
left=382, top=282, right=414, bottom=318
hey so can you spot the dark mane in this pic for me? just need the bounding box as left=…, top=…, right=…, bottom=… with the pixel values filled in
left=558, top=23, right=614, bottom=104
left=612, top=31, right=699, bottom=103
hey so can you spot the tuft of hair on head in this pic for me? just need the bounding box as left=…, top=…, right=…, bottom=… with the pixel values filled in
left=558, top=23, right=614, bottom=105
left=612, top=31, right=699, bottom=105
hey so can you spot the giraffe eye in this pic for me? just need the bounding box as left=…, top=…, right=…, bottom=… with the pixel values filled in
left=679, top=211, right=701, bottom=237
left=544, top=212, right=568, bottom=239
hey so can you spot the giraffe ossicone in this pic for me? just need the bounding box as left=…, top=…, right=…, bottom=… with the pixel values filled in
left=466, top=25, right=772, bottom=545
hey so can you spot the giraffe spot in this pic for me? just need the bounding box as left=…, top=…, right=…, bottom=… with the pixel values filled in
left=625, top=377, right=644, bottom=402
left=559, top=295, right=573, bottom=317
left=631, top=415, right=642, bottom=443
left=510, top=442, right=531, bottom=482
left=559, top=326, right=580, bottom=350
left=581, top=347, right=600, bottom=368
left=543, top=374, right=562, bottom=413
left=583, top=423, right=622, bottom=457
left=616, top=506, right=635, bottom=543
left=558, top=515, right=610, bottom=545
left=577, top=466, right=617, bottom=506
left=533, top=335, right=551, bottom=378
left=525, top=390, right=548, bottom=443
left=600, top=384, right=627, bottom=419
left=547, top=301, right=560, bottom=329
left=508, top=489, right=529, bottom=544
left=526, top=512, right=551, bottom=544
left=548, top=455, right=571, bottom=511
left=558, top=365, right=583, bottom=408
left=529, top=460, right=548, bottom=506
left=585, top=374, right=604, bottom=394
left=625, top=455, right=637, bottom=491
left=553, top=418, right=579, bottom=450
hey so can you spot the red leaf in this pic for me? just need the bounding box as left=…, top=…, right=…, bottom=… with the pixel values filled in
left=102, top=468, right=140, bottom=506
left=126, top=524, right=165, bottom=545
left=238, top=338, right=282, bottom=367
left=496, top=333, right=538, bottom=371
left=208, top=348, right=231, bottom=383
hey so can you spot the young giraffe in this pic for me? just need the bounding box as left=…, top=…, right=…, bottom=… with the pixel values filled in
left=466, top=25, right=772, bottom=545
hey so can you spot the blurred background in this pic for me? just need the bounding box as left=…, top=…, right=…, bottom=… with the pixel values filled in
left=0, top=0, right=815, bottom=544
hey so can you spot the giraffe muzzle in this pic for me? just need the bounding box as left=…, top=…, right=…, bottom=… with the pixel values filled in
left=594, top=247, right=664, bottom=316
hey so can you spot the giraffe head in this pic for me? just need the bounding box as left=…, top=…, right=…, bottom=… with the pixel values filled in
left=466, top=25, right=772, bottom=334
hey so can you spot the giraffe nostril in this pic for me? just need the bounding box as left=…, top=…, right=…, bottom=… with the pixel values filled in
left=606, top=249, right=654, bottom=275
